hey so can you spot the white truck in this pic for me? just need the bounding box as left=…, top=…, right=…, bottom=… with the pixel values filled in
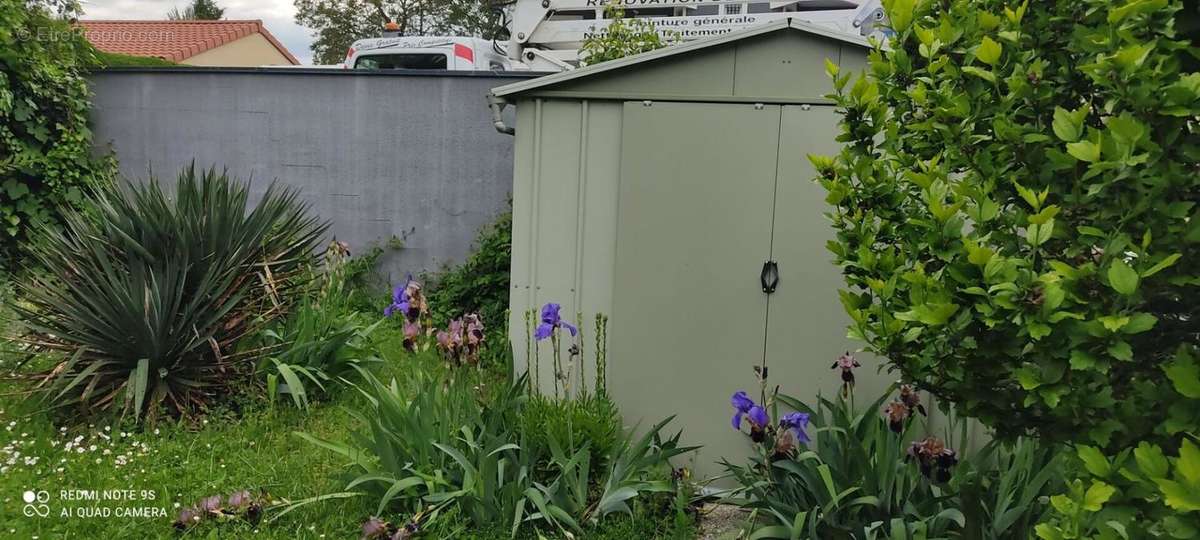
left=345, top=35, right=512, bottom=71
left=492, top=0, right=888, bottom=71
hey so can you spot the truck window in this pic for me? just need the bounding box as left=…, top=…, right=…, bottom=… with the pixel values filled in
left=549, top=9, right=596, bottom=20
left=625, top=7, right=675, bottom=17
left=355, top=53, right=448, bottom=70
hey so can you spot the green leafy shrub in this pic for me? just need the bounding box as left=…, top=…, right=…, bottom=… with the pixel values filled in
left=819, top=0, right=1198, bottom=535
left=723, top=378, right=1060, bottom=539
left=1, top=1, right=114, bottom=261
left=818, top=0, right=1197, bottom=450
left=1035, top=355, right=1199, bottom=539
left=427, top=210, right=511, bottom=332
left=1033, top=436, right=1200, bottom=540
left=12, top=165, right=327, bottom=422
left=580, top=7, right=675, bottom=66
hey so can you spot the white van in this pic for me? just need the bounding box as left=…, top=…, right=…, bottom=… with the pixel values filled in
left=345, top=36, right=510, bottom=71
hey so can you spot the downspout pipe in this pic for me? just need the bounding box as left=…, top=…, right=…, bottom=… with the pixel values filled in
left=487, top=93, right=515, bottom=136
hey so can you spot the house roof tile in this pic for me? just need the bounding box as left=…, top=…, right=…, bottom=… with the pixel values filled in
left=77, top=20, right=300, bottom=65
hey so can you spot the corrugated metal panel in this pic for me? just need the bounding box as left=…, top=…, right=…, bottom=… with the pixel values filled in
left=609, top=101, right=782, bottom=475
left=765, top=105, right=895, bottom=404
left=732, top=32, right=843, bottom=98
left=837, top=42, right=871, bottom=74
left=544, top=47, right=737, bottom=98
left=510, top=99, right=623, bottom=397
left=497, top=32, right=858, bottom=105
left=576, top=101, right=623, bottom=340
left=509, top=100, right=538, bottom=359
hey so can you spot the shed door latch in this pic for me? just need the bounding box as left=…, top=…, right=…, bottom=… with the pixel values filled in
left=760, top=260, right=779, bottom=294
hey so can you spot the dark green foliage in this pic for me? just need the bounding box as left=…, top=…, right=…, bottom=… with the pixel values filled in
left=0, top=1, right=115, bottom=261
left=819, top=0, right=1199, bottom=451
left=12, top=165, right=327, bottom=422
left=724, top=385, right=1061, bottom=539
left=428, top=210, right=511, bottom=332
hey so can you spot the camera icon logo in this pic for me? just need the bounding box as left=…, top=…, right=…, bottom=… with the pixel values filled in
left=22, top=490, right=50, bottom=518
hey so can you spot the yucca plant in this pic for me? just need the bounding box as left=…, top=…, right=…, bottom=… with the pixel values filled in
left=12, top=165, right=327, bottom=423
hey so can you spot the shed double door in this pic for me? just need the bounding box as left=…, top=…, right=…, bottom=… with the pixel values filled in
left=608, top=101, right=855, bottom=475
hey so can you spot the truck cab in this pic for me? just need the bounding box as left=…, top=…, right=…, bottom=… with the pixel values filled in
left=345, top=35, right=510, bottom=71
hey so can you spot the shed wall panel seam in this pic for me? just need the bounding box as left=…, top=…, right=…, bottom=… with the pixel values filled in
left=573, top=100, right=590, bottom=314
left=529, top=99, right=544, bottom=317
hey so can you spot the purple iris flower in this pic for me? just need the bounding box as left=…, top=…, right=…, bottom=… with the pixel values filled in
left=730, top=391, right=755, bottom=429
left=748, top=405, right=769, bottom=428
left=780, top=412, right=811, bottom=444
left=534, top=303, right=577, bottom=341
left=384, top=277, right=413, bottom=318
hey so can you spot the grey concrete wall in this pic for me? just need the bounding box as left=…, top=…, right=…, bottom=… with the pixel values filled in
left=88, top=68, right=537, bottom=287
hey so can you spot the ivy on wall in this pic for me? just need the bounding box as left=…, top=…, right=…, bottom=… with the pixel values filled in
left=1, top=1, right=114, bottom=263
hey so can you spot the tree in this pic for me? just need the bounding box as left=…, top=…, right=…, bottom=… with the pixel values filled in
left=166, top=0, right=225, bottom=20
left=579, top=7, right=674, bottom=66
left=25, top=0, right=80, bottom=17
left=294, top=0, right=495, bottom=65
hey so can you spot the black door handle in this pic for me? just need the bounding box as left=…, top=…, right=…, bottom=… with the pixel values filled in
left=761, top=260, right=779, bottom=294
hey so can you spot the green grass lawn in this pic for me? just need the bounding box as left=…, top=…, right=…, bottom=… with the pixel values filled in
left=0, top=360, right=379, bottom=538
left=0, top=323, right=696, bottom=539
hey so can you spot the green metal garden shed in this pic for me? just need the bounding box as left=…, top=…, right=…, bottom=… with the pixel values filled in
left=491, top=19, right=885, bottom=478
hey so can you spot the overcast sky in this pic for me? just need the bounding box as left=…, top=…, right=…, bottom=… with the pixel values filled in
left=80, top=0, right=317, bottom=64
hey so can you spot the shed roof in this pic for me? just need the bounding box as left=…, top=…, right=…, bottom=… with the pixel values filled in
left=78, top=20, right=300, bottom=65
left=492, top=18, right=870, bottom=100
